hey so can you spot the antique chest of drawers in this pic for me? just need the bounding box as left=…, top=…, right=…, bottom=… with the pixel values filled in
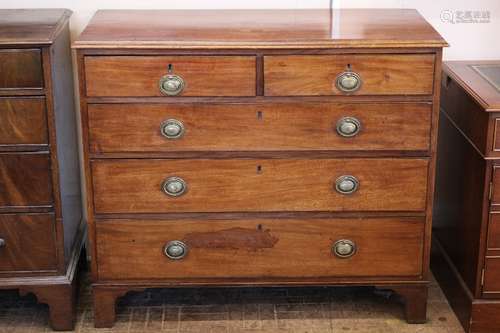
left=0, top=9, right=85, bottom=330
left=433, top=61, right=500, bottom=332
left=73, top=9, right=446, bottom=327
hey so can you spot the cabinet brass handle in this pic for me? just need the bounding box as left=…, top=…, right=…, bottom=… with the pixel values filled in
left=336, top=117, right=361, bottom=137
left=161, top=119, right=185, bottom=139
left=332, top=239, right=356, bottom=258
left=159, top=74, right=185, bottom=96
left=162, top=176, right=187, bottom=197
left=335, top=175, right=359, bottom=195
left=336, top=71, right=362, bottom=93
left=164, top=240, right=188, bottom=260
left=0, top=238, right=5, bottom=248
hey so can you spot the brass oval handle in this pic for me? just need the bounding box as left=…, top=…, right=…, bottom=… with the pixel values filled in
left=336, top=117, right=361, bottom=137
left=162, top=176, right=187, bottom=197
left=332, top=239, right=356, bottom=258
left=161, top=119, right=185, bottom=139
left=335, top=175, right=359, bottom=195
left=336, top=71, right=362, bottom=93
left=159, top=74, right=185, bottom=96
left=164, top=240, right=188, bottom=260
left=0, top=238, right=5, bottom=248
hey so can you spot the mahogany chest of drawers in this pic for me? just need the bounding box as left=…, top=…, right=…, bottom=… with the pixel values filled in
left=74, top=9, right=446, bottom=327
left=0, top=9, right=84, bottom=330
left=433, top=61, right=500, bottom=332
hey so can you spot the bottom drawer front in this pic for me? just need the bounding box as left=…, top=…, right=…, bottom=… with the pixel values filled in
left=0, top=213, right=57, bottom=272
left=96, top=218, right=424, bottom=280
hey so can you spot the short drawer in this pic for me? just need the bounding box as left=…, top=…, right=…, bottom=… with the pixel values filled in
left=85, top=56, right=256, bottom=97
left=483, top=258, right=500, bottom=293
left=0, top=213, right=57, bottom=272
left=487, top=213, right=500, bottom=249
left=264, top=54, right=435, bottom=96
left=0, top=153, right=53, bottom=207
left=88, top=102, right=431, bottom=153
left=96, top=217, right=424, bottom=280
left=0, top=97, right=47, bottom=146
left=92, top=158, right=428, bottom=213
left=0, top=49, right=43, bottom=90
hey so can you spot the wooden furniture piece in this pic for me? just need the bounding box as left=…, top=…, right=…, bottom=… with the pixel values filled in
left=73, top=9, right=446, bottom=327
left=0, top=9, right=85, bottom=331
left=432, top=61, right=500, bottom=332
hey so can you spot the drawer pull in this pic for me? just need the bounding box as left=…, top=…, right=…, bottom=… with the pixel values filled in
left=159, top=74, right=185, bottom=96
left=336, top=117, right=361, bottom=137
left=335, top=175, right=359, bottom=195
left=160, top=119, right=185, bottom=139
left=164, top=240, right=188, bottom=260
left=333, top=239, right=356, bottom=258
left=0, top=238, right=4, bottom=248
left=336, top=71, right=362, bottom=93
left=162, top=176, right=187, bottom=197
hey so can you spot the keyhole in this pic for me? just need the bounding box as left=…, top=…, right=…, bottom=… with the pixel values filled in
left=346, top=63, right=352, bottom=70
left=257, top=111, right=263, bottom=120
left=168, top=63, right=173, bottom=73
left=256, top=165, right=262, bottom=174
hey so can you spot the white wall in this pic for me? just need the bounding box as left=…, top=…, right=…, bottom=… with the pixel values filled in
left=0, top=0, right=499, bottom=59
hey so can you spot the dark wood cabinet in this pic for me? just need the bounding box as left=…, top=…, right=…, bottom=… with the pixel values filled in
left=0, top=9, right=85, bottom=330
left=432, top=61, right=500, bottom=333
left=74, top=9, right=446, bottom=328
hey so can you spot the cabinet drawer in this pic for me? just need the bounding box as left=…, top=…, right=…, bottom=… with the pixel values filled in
left=0, top=213, right=57, bottom=272
left=92, top=158, right=428, bottom=213
left=96, top=217, right=424, bottom=280
left=0, top=97, right=47, bottom=146
left=85, top=56, right=256, bottom=97
left=264, top=54, right=435, bottom=96
left=88, top=102, right=431, bottom=153
left=487, top=213, right=500, bottom=249
left=483, top=258, right=500, bottom=293
left=0, top=153, right=53, bottom=207
left=0, top=49, right=43, bottom=90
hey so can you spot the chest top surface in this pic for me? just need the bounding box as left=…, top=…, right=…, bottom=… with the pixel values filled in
left=445, top=61, right=500, bottom=112
left=0, top=8, right=71, bottom=45
left=73, top=9, right=446, bottom=49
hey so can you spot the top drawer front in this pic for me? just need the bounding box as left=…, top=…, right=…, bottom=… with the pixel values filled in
left=0, top=49, right=43, bottom=90
left=264, top=54, right=435, bottom=96
left=85, top=56, right=256, bottom=97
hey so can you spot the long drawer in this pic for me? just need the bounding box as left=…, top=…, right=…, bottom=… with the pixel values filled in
left=0, top=153, right=53, bottom=208
left=264, top=54, right=435, bottom=96
left=0, top=97, right=47, bottom=146
left=84, top=56, right=256, bottom=97
left=88, top=102, right=432, bottom=153
left=96, top=217, right=425, bottom=280
left=91, top=158, right=428, bottom=213
left=0, top=213, right=57, bottom=272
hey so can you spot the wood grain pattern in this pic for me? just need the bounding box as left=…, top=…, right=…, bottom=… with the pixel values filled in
left=88, top=102, right=431, bottom=153
left=444, top=61, right=500, bottom=112
left=85, top=56, right=256, bottom=97
left=96, top=217, right=424, bottom=280
left=0, top=49, right=43, bottom=90
left=440, top=70, right=490, bottom=157
left=0, top=213, right=57, bottom=272
left=0, top=9, right=71, bottom=45
left=91, top=158, right=428, bottom=214
left=264, top=54, right=435, bottom=96
left=0, top=153, right=53, bottom=208
left=0, top=97, right=47, bottom=146
left=72, top=9, right=447, bottom=49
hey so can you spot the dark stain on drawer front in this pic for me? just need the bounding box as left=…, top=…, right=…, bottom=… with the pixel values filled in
left=183, top=227, right=279, bottom=250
